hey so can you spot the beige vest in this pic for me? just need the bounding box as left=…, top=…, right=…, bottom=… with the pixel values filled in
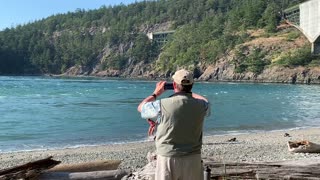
left=156, top=93, right=207, bottom=157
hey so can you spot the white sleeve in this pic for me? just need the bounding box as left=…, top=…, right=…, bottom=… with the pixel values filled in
left=141, top=100, right=161, bottom=119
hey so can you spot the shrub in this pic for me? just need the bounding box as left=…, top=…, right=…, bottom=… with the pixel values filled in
left=308, top=59, right=320, bottom=67
left=233, top=47, right=269, bottom=74
left=274, top=46, right=312, bottom=66
left=286, top=31, right=301, bottom=41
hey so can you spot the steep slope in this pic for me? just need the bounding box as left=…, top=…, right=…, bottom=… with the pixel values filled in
left=198, top=25, right=320, bottom=84
left=1, top=0, right=319, bottom=84
left=61, top=24, right=320, bottom=84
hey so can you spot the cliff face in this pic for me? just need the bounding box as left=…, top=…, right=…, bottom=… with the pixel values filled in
left=199, top=63, right=320, bottom=84
left=63, top=25, right=320, bottom=84
left=197, top=27, right=320, bottom=84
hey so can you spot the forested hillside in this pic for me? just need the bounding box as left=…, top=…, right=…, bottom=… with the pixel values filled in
left=0, top=0, right=319, bottom=83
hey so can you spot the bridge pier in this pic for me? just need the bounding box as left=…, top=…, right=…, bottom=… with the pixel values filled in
left=312, top=37, right=320, bottom=55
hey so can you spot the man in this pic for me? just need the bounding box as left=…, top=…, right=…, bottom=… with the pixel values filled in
left=137, top=69, right=210, bottom=180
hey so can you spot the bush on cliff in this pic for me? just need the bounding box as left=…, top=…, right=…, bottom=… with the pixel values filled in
left=273, top=45, right=312, bottom=67
left=234, top=46, right=269, bottom=74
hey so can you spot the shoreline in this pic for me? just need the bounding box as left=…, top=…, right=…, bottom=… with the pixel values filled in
left=1, top=128, right=320, bottom=171
left=0, top=126, right=315, bottom=154
left=2, top=74, right=320, bottom=85
left=51, top=74, right=320, bottom=85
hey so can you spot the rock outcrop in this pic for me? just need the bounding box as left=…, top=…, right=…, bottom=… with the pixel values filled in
left=62, top=25, right=320, bottom=84
left=199, top=64, right=320, bottom=84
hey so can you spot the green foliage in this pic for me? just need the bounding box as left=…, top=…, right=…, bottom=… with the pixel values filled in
left=308, top=59, right=320, bottom=67
left=107, top=54, right=128, bottom=70
left=0, top=0, right=307, bottom=75
left=286, top=31, right=301, bottom=41
left=261, top=3, right=279, bottom=33
left=156, top=14, right=244, bottom=71
left=273, top=45, right=312, bottom=67
left=131, top=34, right=159, bottom=64
left=246, top=49, right=269, bottom=74
left=234, top=46, right=269, bottom=74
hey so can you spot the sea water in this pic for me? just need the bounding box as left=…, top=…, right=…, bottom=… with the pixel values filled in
left=0, top=76, right=320, bottom=152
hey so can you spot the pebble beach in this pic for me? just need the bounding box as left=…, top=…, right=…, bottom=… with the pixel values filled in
left=1, top=128, right=320, bottom=171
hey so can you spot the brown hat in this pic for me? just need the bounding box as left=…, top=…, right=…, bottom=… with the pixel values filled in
left=172, top=69, right=194, bottom=85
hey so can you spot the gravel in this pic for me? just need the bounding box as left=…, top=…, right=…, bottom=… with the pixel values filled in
left=1, top=128, right=320, bottom=171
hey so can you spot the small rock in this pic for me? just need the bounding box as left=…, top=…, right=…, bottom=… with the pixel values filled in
left=227, top=137, right=237, bottom=142
left=284, top=133, right=291, bottom=137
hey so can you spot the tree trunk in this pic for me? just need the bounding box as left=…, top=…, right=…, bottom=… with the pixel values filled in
left=48, top=160, right=121, bottom=172
left=40, top=169, right=130, bottom=180
left=0, top=156, right=60, bottom=180
left=203, top=160, right=320, bottom=179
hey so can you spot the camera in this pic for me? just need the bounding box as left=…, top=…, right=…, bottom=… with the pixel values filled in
left=164, top=82, right=174, bottom=90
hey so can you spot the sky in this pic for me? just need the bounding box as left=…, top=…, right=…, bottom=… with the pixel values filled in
left=0, top=0, right=140, bottom=31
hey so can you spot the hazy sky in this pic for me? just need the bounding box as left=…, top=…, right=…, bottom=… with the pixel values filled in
left=0, top=0, right=140, bottom=30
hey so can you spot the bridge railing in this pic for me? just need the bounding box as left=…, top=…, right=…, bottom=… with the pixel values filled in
left=147, top=31, right=175, bottom=45
left=284, top=4, right=300, bottom=26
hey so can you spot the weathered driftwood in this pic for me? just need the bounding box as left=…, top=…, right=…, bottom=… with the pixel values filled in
left=40, top=169, right=130, bottom=180
left=203, top=159, right=320, bottom=179
left=123, top=161, right=156, bottom=180
left=0, top=156, right=60, bottom=180
left=48, top=160, right=121, bottom=172
left=288, top=140, right=320, bottom=153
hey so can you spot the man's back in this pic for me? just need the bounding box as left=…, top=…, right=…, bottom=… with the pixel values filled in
left=156, top=93, right=207, bottom=157
left=137, top=69, right=210, bottom=180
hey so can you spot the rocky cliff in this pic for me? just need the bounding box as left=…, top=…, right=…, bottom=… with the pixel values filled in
left=197, top=27, right=320, bottom=84
left=63, top=24, right=320, bottom=84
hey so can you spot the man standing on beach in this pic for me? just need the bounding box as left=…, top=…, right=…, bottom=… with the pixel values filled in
left=137, top=69, right=210, bottom=180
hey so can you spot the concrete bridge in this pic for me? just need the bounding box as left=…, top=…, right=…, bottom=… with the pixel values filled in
left=147, top=30, right=175, bottom=45
left=284, top=0, right=320, bottom=55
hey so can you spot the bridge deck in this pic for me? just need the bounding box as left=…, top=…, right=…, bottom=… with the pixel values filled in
left=147, top=31, right=175, bottom=45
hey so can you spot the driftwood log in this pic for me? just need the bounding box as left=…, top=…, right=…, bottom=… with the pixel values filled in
left=40, top=169, right=130, bottom=180
left=203, top=158, right=320, bottom=179
left=48, top=160, right=121, bottom=172
left=0, top=156, right=60, bottom=180
left=288, top=140, right=320, bottom=153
